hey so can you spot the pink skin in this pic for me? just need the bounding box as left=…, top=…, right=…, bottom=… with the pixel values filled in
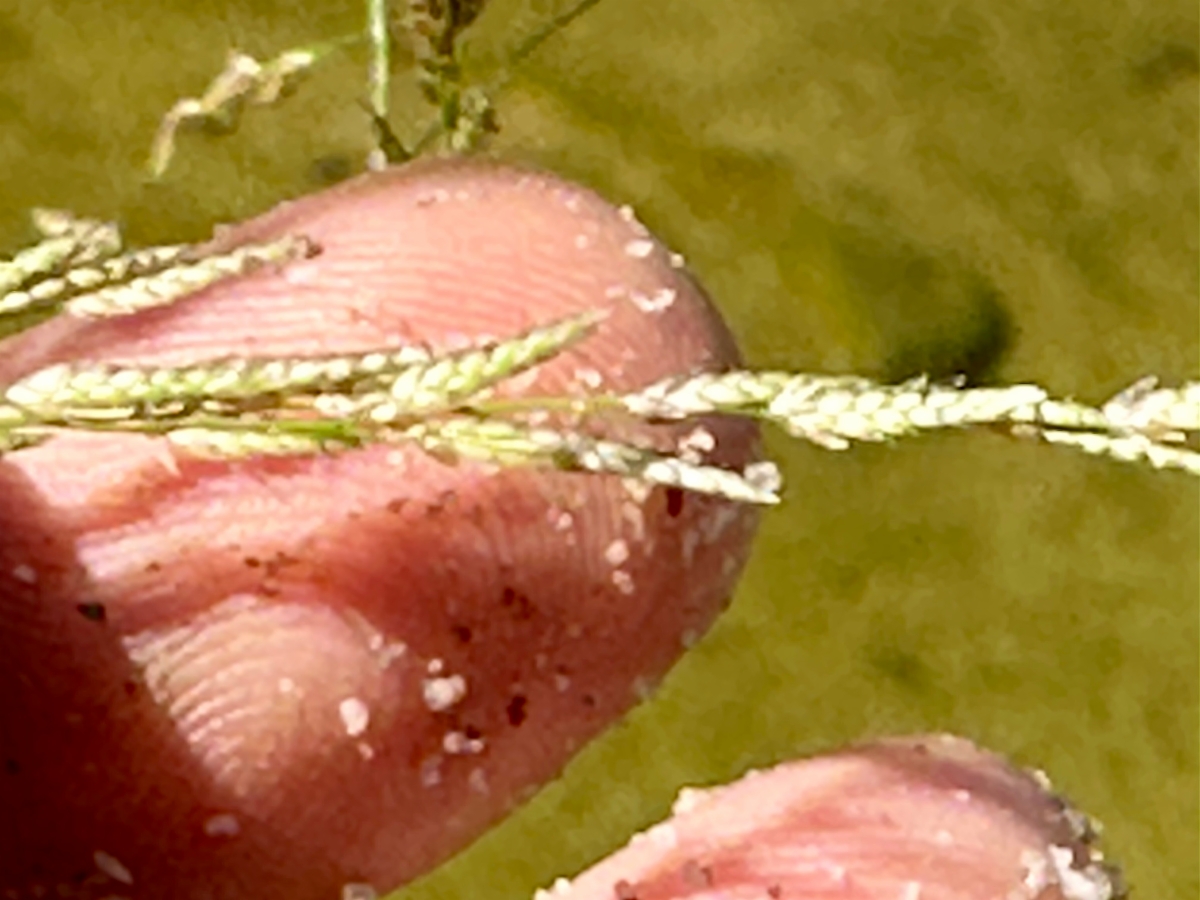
left=0, top=161, right=1120, bottom=900
left=0, top=159, right=761, bottom=899
left=555, top=734, right=1122, bottom=900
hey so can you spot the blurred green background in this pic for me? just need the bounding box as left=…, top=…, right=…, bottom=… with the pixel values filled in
left=0, top=0, right=1196, bottom=897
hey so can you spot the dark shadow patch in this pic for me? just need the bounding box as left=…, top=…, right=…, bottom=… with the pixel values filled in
left=0, top=15, right=33, bottom=68
left=665, top=487, right=685, bottom=518
left=75, top=602, right=106, bottom=623
left=866, top=644, right=933, bottom=693
left=1131, top=41, right=1199, bottom=92
left=0, top=16, right=33, bottom=122
left=882, top=281, right=1014, bottom=385
left=836, top=231, right=1015, bottom=384
left=308, top=153, right=356, bottom=187
left=499, top=585, right=534, bottom=620
left=505, top=694, right=527, bottom=727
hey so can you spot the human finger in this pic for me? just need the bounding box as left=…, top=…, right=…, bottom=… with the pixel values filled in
left=0, top=159, right=761, bottom=900
left=547, top=734, right=1123, bottom=900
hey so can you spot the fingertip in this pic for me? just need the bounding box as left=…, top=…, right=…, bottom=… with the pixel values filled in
left=0, top=159, right=763, bottom=898
left=553, top=734, right=1124, bottom=900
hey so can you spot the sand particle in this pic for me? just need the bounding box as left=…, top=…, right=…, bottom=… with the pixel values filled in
left=624, top=239, right=655, bottom=259
left=339, top=697, right=370, bottom=737
left=203, top=813, right=241, bottom=838
left=423, top=674, right=468, bottom=712
left=93, top=851, right=133, bottom=885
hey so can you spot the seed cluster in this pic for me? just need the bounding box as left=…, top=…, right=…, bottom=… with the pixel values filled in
left=625, top=370, right=1200, bottom=475
left=0, top=207, right=1195, bottom=495
left=1, top=211, right=314, bottom=329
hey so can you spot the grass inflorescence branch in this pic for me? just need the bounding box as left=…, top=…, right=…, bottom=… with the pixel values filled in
left=147, top=0, right=606, bottom=176
left=8, top=1, right=1195, bottom=502
left=0, top=210, right=1197, bottom=501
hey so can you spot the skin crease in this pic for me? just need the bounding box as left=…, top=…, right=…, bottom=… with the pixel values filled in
left=0, top=160, right=1118, bottom=900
